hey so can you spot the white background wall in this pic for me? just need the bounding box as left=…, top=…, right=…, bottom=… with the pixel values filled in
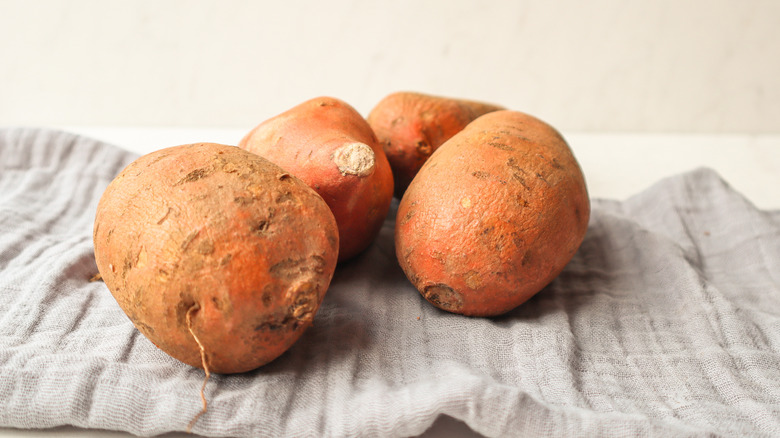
left=1, top=0, right=778, bottom=133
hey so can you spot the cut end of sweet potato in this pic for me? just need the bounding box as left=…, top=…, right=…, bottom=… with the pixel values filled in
left=332, top=142, right=376, bottom=177
left=422, top=283, right=464, bottom=313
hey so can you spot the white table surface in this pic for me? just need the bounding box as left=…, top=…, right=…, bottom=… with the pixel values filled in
left=1, top=127, right=778, bottom=438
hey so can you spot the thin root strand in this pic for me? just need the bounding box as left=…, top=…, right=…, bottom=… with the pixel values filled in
left=186, top=304, right=210, bottom=433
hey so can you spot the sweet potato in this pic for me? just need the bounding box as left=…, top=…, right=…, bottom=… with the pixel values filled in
left=93, top=143, right=339, bottom=374
left=395, top=111, right=589, bottom=317
left=366, top=91, right=504, bottom=197
left=239, top=97, right=394, bottom=262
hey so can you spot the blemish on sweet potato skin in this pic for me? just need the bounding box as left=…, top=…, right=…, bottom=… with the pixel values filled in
left=395, top=111, right=589, bottom=317
left=174, top=167, right=213, bottom=186
left=93, top=143, right=339, bottom=374
left=156, top=207, right=172, bottom=225
left=180, top=230, right=200, bottom=252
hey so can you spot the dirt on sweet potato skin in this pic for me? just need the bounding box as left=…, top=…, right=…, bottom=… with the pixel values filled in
left=93, top=143, right=339, bottom=374
left=367, top=91, right=504, bottom=198
left=395, top=111, right=590, bottom=317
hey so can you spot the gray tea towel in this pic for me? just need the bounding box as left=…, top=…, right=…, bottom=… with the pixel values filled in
left=1, top=128, right=779, bottom=437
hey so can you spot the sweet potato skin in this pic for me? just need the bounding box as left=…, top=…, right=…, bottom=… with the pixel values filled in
left=93, top=143, right=339, bottom=374
left=367, top=92, right=504, bottom=197
left=395, top=111, right=589, bottom=317
left=239, top=97, right=394, bottom=262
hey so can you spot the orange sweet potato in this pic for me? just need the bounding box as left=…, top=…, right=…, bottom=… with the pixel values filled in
left=367, top=91, right=504, bottom=197
left=395, top=111, right=589, bottom=317
left=93, top=143, right=339, bottom=374
left=239, top=97, right=394, bottom=262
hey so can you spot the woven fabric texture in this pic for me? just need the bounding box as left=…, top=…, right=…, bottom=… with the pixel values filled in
left=1, top=128, right=779, bottom=437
